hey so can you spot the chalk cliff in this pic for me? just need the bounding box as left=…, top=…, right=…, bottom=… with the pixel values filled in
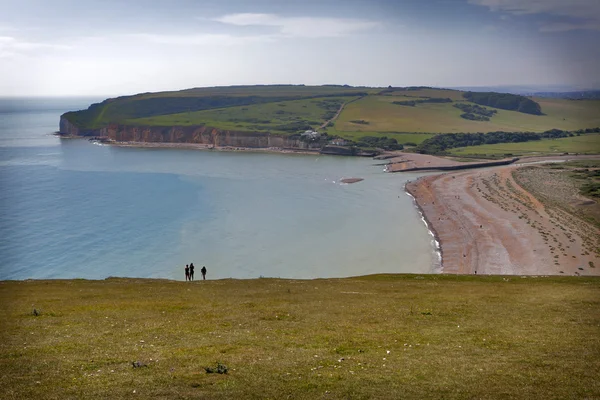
left=99, top=124, right=322, bottom=150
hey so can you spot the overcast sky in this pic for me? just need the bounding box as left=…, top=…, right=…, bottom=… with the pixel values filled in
left=1, top=0, right=599, bottom=96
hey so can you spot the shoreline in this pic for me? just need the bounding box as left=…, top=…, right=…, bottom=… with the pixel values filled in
left=405, top=164, right=600, bottom=275
left=98, top=138, right=322, bottom=156
left=404, top=181, right=443, bottom=273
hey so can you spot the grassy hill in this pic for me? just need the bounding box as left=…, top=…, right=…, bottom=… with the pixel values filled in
left=62, top=85, right=600, bottom=147
left=335, top=92, right=600, bottom=134
left=1, top=275, right=599, bottom=399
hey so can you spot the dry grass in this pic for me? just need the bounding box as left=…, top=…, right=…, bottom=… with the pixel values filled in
left=1, top=275, right=599, bottom=399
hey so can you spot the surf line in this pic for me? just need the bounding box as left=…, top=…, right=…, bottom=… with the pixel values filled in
left=404, top=180, right=442, bottom=273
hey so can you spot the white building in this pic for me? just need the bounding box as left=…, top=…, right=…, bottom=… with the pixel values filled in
left=301, top=130, right=321, bottom=139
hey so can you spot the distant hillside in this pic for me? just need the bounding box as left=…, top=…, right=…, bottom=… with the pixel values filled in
left=529, top=91, right=600, bottom=100
left=62, top=85, right=372, bottom=131
left=61, top=85, right=600, bottom=144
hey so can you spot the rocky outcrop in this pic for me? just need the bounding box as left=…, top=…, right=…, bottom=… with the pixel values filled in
left=99, top=124, right=322, bottom=150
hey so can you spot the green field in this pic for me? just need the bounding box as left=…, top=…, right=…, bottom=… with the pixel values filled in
left=335, top=94, right=600, bottom=134
left=1, top=275, right=599, bottom=399
left=450, top=133, right=600, bottom=156
left=129, top=97, right=354, bottom=134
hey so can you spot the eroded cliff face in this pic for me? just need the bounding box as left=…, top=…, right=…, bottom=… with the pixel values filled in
left=59, top=116, right=81, bottom=136
left=100, top=124, right=322, bottom=150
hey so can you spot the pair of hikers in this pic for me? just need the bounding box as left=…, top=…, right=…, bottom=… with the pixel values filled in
left=184, top=263, right=206, bottom=281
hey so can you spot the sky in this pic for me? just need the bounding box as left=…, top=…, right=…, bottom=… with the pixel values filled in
left=1, top=0, right=599, bottom=96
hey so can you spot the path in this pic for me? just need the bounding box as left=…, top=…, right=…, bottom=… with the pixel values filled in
left=320, top=96, right=364, bottom=129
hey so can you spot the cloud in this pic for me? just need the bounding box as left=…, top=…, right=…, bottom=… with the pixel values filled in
left=130, top=33, right=273, bottom=46
left=213, top=13, right=380, bottom=38
left=0, top=36, right=71, bottom=58
left=469, top=0, right=600, bottom=31
left=539, top=21, right=600, bottom=32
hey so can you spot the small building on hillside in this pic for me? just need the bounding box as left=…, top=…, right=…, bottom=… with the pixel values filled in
left=301, top=130, right=321, bottom=139
left=331, top=138, right=347, bottom=146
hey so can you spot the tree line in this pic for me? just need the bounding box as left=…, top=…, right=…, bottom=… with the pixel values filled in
left=415, top=128, right=599, bottom=155
left=453, top=103, right=497, bottom=121
left=393, top=98, right=453, bottom=107
left=463, top=92, right=542, bottom=115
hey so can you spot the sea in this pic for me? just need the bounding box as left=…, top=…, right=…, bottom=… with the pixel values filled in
left=0, top=97, right=438, bottom=281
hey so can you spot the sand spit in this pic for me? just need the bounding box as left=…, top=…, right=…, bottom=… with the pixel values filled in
left=406, top=166, right=600, bottom=276
left=385, top=152, right=516, bottom=172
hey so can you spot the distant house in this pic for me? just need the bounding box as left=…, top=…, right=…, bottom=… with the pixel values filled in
left=301, top=130, right=321, bottom=139
left=331, top=138, right=347, bottom=146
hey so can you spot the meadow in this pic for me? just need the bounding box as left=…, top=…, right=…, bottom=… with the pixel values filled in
left=335, top=94, right=600, bottom=134
left=1, top=275, right=599, bottom=399
left=449, top=134, right=600, bottom=157
left=128, top=97, right=353, bottom=134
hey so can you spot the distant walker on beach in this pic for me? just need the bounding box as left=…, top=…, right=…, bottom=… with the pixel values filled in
left=201, top=266, right=207, bottom=280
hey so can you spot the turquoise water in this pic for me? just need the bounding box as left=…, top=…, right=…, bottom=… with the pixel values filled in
left=0, top=98, right=437, bottom=280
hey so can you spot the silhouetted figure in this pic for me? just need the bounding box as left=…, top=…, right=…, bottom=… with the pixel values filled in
left=185, top=264, right=190, bottom=281
left=189, top=263, right=195, bottom=281
left=201, top=266, right=207, bottom=280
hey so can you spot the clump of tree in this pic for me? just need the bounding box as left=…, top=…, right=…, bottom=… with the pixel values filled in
left=574, top=127, right=600, bottom=134
left=353, top=136, right=403, bottom=150
left=350, top=120, right=369, bottom=125
left=314, top=99, right=344, bottom=120
left=463, top=92, right=542, bottom=115
left=393, top=98, right=453, bottom=107
left=415, top=129, right=574, bottom=155
left=454, top=103, right=497, bottom=121
left=460, top=113, right=490, bottom=121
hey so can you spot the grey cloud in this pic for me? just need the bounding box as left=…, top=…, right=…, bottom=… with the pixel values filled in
left=469, top=0, right=600, bottom=31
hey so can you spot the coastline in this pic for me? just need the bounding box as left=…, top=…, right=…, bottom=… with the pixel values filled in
left=60, top=135, right=323, bottom=156
left=404, top=179, right=443, bottom=273
left=405, top=165, right=600, bottom=275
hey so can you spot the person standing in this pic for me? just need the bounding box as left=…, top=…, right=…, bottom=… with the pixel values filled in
left=185, top=264, right=190, bottom=281
left=201, top=266, right=207, bottom=280
left=189, top=263, right=195, bottom=281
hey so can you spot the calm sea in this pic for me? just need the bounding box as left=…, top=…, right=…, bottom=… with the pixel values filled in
left=0, top=98, right=437, bottom=280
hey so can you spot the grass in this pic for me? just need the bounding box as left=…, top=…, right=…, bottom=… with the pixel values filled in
left=324, top=129, right=435, bottom=145
left=335, top=93, right=600, bottom=134
left=127, top=97, right=353, bottom=133
left=1, top=275, right=599, bottom=399
left=514, top=163, right=600, bottom=228
left=449, top=134, right=600, bottom=157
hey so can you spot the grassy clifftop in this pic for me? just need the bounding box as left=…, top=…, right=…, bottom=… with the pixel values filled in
left=62, top=85, right=600, bottom=147
left=1, top=275, right=599, bottom=399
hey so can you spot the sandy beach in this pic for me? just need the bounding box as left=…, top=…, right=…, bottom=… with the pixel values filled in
left=406, top=164, right=600, bottom=276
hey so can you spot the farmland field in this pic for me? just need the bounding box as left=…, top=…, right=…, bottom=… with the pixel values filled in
left=449, top=134, right=600, bottom=156
left=335, top=94, right=600, bottom=134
